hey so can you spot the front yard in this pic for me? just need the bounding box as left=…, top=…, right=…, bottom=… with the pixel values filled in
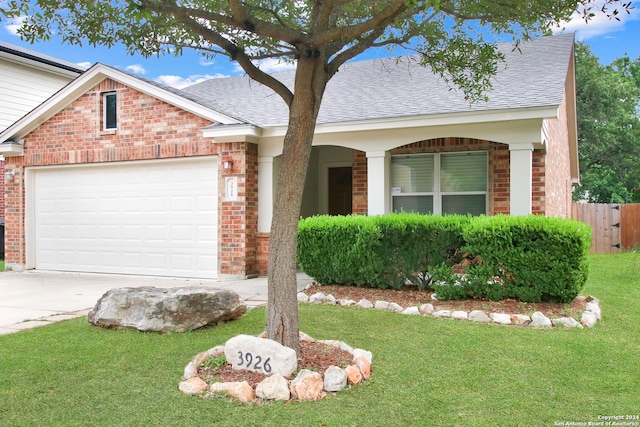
left=0, top=253, right=638, bottom=426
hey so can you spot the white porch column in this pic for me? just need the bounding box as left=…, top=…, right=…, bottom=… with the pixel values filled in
left=509, top=143, right=534, bottom=216
left=258, top=156, right=274, bottom=232
left=366, top=150, right=390, bottom=215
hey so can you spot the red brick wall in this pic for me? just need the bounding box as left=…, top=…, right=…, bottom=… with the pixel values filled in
left=218, top=142, right=259, bottom=277
left=542, top=90, right=573, bottom=217
left=352, top=150, right=368, bottom=215
left=3, top=79, right=258, bottom=276
left=0, top=159, right=5, bottom=222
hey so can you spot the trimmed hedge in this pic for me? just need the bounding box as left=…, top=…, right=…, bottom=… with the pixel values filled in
left=297, top=213, right=468, bottom=289
left=297, top=214, right=592, bottom=303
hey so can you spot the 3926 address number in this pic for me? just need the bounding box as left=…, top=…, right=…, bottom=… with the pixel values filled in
left=237, top=351, right=272, bottom=373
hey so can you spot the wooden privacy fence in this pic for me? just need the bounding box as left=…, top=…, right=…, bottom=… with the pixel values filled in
left=571, top=203, right=640, bottom=253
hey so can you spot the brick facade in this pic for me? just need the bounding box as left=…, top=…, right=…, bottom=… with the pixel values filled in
left=3, top=79, right=258, bottom=277
left=542, top=91, right=573, bottom=217
left=0, top=159, right=4, bottom=222
left=2, top=76, right=574, bottom=276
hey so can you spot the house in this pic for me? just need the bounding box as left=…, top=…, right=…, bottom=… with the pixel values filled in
left=0, top=33, right=578, bottom=279
left=0, top=41, right=83, bottom=258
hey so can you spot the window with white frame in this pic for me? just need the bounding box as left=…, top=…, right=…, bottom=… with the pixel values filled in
left=103, top=92, right=117, bottom=130
left=391, top=151, right=488, bottom=215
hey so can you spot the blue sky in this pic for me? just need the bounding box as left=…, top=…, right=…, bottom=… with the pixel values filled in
left=1, top=3, right=639, bottom=89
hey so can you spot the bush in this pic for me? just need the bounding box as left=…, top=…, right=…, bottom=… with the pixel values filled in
left=460, top=215, right=592, bottom=303
left=297, top=214, right=591, bottom=302
left=297, top=213, right=468, bottom=289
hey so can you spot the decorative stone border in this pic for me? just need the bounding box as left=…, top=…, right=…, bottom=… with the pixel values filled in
left=179, top=332, right=372, bottom=403
left=298, top=289, right=602, bottom=329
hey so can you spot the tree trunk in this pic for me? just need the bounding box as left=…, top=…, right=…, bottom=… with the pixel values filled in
left=267, top=55, right=327, bottom=356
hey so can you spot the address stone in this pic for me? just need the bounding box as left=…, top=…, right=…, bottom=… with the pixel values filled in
left=224, top=334, right=297, bottom=377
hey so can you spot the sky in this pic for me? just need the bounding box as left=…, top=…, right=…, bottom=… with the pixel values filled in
left=0, top=2, right=639, bottom=89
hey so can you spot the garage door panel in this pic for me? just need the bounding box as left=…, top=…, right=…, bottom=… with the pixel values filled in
left=32, top=158, right=218, bottom=278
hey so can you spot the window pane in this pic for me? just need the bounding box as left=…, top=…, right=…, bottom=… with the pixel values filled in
left=441, top=152, right=487, bottom=192
left=104, top=93, right=117, bottom=129
left=391, top=156, right=434, bottom=193
left=393, top=196, right=433, bottom=214
left=442, top=195, right=486, bottom=216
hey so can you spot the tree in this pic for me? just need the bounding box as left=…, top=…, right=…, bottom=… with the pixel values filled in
left=574, top=42, right=640, bottom=203
left=1, top=0, right=630, bottom=354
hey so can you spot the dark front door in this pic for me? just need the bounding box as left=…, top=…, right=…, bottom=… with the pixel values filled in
left=328, top=167, right=353, bottom=216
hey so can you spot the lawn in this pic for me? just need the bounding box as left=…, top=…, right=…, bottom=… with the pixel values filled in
left=0, top=254, right=638, bottom=426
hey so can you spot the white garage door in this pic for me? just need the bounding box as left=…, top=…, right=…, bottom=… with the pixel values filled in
left=31, top=157, right=218, bottom=278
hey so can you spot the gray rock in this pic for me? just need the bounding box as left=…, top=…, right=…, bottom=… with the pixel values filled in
left=374, top=300, right=390, bottom=310
left=581, top=311, right=598, bottom=328
left=530, top=311, right=552, bottom=328
left=297, top=292, right=310, bottom=302
left=309, top=292, right=326, bottom=304
left=388, top=302, right=404, bottom=312
left=419, top=303, right=435, bottom=315
left=469, top=310, right=491, bottom=323
left=337, top=299, right=356, bottom=306
left=353, top=348, right=373, bottom=364
left=552, top=317, right=584, bottom=329
left=356, top=299, right=374, bottom=309
left=87, top=286, right=246, bottom=333
left=490, top=313, right=512, bottom=325
left=178, top=377, right=209, bottom=395
left=432, top=309, right=451, bottom=318
left=256, top=374, right=291, bottom=401
left=324, top=294, right=337, bottom=304
left=401, top=306, right=421, bottom=315
left=209, top=381, right=255, bottom=403
left=451, top=310, right=469, bottom=320
left=224, top=334, right=297, bottom=377
left=511, top=314, right=532, bottom=326
left=585, top=301, right=602, bottom=320
left=323, top=366, right=348, bottom=392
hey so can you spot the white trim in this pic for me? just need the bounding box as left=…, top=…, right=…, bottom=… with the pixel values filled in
left=255, top=106, right=559, bottom=139
left=0, top=141, right=23, bottom=157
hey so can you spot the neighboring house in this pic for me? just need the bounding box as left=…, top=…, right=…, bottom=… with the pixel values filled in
left=0, top=41, right=83, bottom=256
left=0, top=33, right=578, bottom=279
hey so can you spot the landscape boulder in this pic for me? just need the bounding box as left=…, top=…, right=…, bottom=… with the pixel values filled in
left=87, top=286, right=246, bottom=333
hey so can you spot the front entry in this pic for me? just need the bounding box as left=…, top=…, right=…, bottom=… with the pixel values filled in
left=328, top=166, right=353, bottom=215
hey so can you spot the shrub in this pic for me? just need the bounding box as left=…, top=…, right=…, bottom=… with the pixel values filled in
left=461, top=215, right=592, bottom=303
left=297, top=213, right=468, bottom=289
left=297, top=214, right=591, bottom=302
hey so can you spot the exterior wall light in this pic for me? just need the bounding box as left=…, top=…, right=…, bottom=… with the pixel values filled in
left=5, top=170, right=15, bottom=181
left=222, top=159, right=234, bottom=170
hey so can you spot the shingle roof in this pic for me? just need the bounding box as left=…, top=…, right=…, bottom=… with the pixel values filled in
left=180, top=33, right=574, bottom=128
left=0, top=40, right=85, bottom=74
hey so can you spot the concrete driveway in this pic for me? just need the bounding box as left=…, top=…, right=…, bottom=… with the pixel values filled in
left=0, top=270, right=312, bottom=335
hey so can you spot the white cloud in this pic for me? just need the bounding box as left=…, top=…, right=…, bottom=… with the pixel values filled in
left=125, top=64, right=146, bottom=75
left=233, top=57, right=296, bottom=74
left=4, top=16, right=25, bottom=36
left=554, top=2, right=640, bottom=40
left=155, top=73, right=229, bottom=89
left=76, top=61, right=92, bottom=70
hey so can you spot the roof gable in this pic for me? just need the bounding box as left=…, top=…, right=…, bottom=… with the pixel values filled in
left=0, top=63, right=240, bottom=143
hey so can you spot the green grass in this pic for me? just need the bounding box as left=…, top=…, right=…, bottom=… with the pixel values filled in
left=0, top=259, right=4, bottom=271
left=1, top=254, right=638, bottom=426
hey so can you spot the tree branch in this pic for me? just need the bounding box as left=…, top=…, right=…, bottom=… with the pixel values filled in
left=312, top=0, right=408, bottom=46
left=149, top=4, right=293, bottom=106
